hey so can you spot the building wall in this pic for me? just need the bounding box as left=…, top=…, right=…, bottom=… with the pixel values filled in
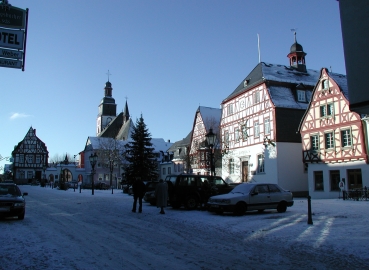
left=308, top=161, right=369, bottom=199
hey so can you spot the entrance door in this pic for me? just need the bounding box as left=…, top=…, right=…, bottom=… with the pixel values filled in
left=241, top=161, right=248, bottom=182
left=347, top=169, right=362, bottom=189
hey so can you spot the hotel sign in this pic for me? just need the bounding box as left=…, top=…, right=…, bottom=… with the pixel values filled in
left=0, top=3, right=28, bottom=71
left=0, top=5, right=26, bottom=29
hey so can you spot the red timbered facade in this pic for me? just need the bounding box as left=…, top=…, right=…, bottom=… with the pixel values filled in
left=299, top=68, right=369, bottom=198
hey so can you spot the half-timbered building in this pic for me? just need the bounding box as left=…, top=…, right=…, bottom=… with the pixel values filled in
left=220, top=37, right=320, bottom=195
left=12, top=127, right=49, bottom=184
left=189, top=106, right=222, bottom=175
left=298, top=68, right=369, bottom=199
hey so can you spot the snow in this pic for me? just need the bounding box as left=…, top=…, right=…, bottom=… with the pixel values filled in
left=1, top=185, right=369, bottom=269
left=198, top=106, right=222, bottom=132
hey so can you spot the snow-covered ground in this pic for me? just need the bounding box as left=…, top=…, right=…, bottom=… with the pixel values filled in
left=1, top=185, right=369, bottom=269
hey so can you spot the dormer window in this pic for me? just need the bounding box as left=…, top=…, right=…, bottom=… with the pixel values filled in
left=297, top=90, right=306, bottom=102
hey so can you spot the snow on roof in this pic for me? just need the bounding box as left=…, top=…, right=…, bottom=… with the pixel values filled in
left=198, top=106, right=222, bottom=132
left=150, top=138, right=173, bottom=152
left=262, top=63, right=320, bottom=86
left=268, top=86, right=310, bottom=109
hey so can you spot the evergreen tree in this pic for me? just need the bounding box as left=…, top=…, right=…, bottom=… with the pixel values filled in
left=124, top=115, right=158, bottom=182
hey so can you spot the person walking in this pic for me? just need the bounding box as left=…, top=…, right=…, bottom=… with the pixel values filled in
left=155, top=179, right=168, bottom=214
left=132, top=177, right=146, bottom=213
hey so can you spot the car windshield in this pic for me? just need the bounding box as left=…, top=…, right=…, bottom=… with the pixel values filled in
left=0, top=185, right=21, bottom=196
left=230, top=184, right=254, bottom=194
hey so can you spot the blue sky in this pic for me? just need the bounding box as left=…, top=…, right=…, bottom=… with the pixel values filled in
left=1, top=0, right=345, bottom=171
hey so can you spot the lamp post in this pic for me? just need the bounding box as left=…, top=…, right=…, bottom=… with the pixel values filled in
left=109, top=159, right=114, bottom=194
left=89, top=153, right=98, bottom=195
left=205, top=128, right=217, bottom=176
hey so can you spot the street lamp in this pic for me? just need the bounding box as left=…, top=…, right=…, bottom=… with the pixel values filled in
left=205, top=128, right=217, bottom=176
left=109, top=159, right=114, bottom=194
left=89, top=152, right=98, bottom=195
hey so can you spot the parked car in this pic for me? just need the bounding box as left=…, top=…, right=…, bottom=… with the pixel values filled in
left=143, top=190, right=157, bottom=205
left=0, top=183, right=28, bottom=220
left=128, top=181, right=158, bottom=196
left=207, top=183, right=294, bottom=215
left=165, top=174, right=235, bottom=210
left=94, top=182, right=110, bottom=190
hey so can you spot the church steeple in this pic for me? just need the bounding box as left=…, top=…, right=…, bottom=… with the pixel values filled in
left=287, top=31, right=307, bottom=72
left=123, top=99, right=130, bottom=124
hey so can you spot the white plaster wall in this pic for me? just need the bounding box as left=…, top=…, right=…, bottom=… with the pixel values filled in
left=308, top=161, right=369, bottom=199
left=277, top=143, right=308, bottom=193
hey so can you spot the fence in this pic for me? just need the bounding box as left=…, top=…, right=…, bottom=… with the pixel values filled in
left=342, top=187, right=368, bottom=201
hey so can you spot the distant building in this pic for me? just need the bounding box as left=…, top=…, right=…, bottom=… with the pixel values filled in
left=12, top=127, right=49, bottom=184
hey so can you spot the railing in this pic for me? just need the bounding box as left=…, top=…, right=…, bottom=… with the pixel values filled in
left=343, top=188, right=368, bottom=201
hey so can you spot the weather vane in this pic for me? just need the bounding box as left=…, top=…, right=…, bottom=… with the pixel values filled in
left=106, top=70, right=112, bottom=82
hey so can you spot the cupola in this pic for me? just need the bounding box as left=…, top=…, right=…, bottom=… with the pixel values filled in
left=287, top=32, right=307, bottom=72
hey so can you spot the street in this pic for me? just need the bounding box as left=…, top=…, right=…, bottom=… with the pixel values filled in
left=0, top=185, right=368, bottom=270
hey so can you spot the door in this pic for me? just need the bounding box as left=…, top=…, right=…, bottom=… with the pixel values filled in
left=241, top=161, right=248, bottom=182
left=248, top=184, right=271, bottom=210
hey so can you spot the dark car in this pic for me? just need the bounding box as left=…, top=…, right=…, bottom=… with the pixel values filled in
left=94, top=182, right=110, bottom=190
left=128, top=181, right=158, bottom=196
left=0, top=183, right=28, bottom=220
left=143, top=181, right=160, bottom=205
left=165, top=174, right=235, bottom=210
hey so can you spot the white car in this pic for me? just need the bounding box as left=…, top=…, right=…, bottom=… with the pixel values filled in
left=207, top=183, right=294, bottom=215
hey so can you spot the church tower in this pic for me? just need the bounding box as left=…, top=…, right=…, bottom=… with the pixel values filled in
left=287, top=32, right=307, bottom=72
left=96, top=80, right=117, bottom=135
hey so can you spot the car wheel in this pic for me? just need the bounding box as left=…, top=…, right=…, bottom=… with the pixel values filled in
left=233, top=202, right=246, bottom=216
left=185, top=196, right=198, bottom=210
left=18, top=212, right=25, bottom=220
left=277, top=202, right=287, bottom=213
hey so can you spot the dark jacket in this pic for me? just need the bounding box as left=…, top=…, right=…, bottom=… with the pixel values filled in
left=132, top=179, right=146, bottom=197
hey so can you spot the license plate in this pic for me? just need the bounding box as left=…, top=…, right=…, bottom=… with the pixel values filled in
left=0, top=207, right=10, bottom=212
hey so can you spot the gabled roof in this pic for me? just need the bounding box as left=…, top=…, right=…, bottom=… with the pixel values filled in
left=151, top=138, right=173, bottom=152
left=167, top=131, right=191, bottom=153
left=98, top=112, right=124, bottom=138
left=223, top=62, right=321, bottom=103
left=197, top=106, right=222, bottom=133
left=298, top=68, right=348, bottom=132
left=116, top=118, right=135, bottom=141
left=12, top=127, right=48, bottom=155
left=85, top=136, right=129, bottom=152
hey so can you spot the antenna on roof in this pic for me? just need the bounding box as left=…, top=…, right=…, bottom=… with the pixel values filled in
left=257, top=34, right=261, bottom=63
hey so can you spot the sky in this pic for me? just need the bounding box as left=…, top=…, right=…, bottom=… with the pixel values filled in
left=0, top=0, right=346, bottom=172
left=1, top=186, right=368, bottom=269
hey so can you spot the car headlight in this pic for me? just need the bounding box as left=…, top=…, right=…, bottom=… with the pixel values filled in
left=220, top=199, right=231, bottom=204
left=14, top=202, right=25, bottom=207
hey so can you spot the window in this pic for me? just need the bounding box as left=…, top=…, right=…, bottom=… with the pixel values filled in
left=310, top=135, right=319, bottom=151
left=162, top=168, right=166, bottom=175
left=26, top=155, right=33, bottom=163
left=348, top=169, right=362, bottom=189
left=257, top=154, right=265, bottom=173
left=168, top=167, right=171, bottom=174
left=241, top=125, right=248, bottom=141
left=253, top=91, right=260, bottom=104
left=235, top=128, right=240, bottom=142
left=264, top=119, right=270, bottom=135
left=19, top=155, right=24, bottom=163
left=320, top=103, right=334, bottom=117
left=297, top=90, right=306, bottom=102
left=322, top=79, right=329, bottom=89
left=314, top=171, right=324, bottom=191
left=254, top=122, right=260, bottom=137
left=325, top=132, right=334, bottom=149
left=341, top=129, right=352, bottom=147
left=36, top=155, right=41, bottom=163
left=227, top=104, right=233, bottom=115
left=229, top=158, right=234, bottom=174
left=224, top=131, right=229, bottom=144
left=330, top=170, right=340, bottom=191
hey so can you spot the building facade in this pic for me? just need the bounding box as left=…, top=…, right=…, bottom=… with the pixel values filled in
left=299, top=68, right=369, bottom=198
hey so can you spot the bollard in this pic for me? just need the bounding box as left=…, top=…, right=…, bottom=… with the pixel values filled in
left=343, top=190, right=346, bottom=200
left=112, top=185, right=114, bottom=194
left=79, top=185, right=81, bottom=193
left=307, top=195, right=313, bottom=225
left=73, top=184, right=76, bottom=192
